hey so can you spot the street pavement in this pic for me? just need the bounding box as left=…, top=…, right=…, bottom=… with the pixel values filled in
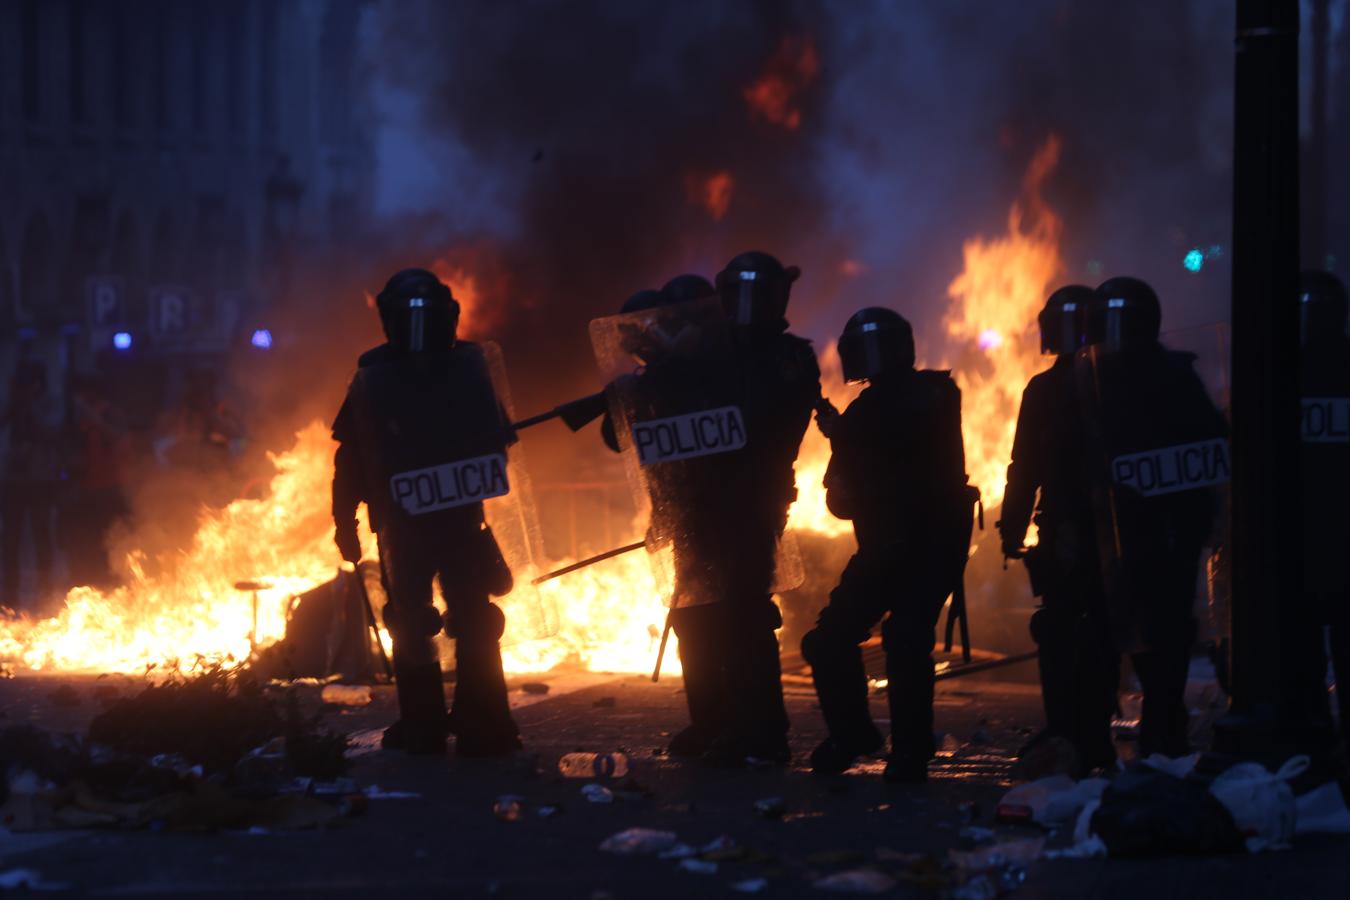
left=0, top=663, right=1347, bottom=898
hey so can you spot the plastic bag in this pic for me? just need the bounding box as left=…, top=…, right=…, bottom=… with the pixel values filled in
left=598, top=827, right=678, bottom=855
left=1208, top=756, right=1309, bottom=852
left=1294, top=781, right=1350, bottom=835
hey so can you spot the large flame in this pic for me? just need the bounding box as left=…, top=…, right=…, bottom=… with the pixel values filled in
left=743, top=35, right=819, bottom=131
left=0, top=140, right=1063, bottom=676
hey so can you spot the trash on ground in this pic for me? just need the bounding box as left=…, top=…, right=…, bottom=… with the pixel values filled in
left=813, top=869, right=896, bottom=893
left=560, top=752, right=629, bottom=779
left=731, top=877, right=768, bottom=893
left=0, top=868, right=70, bottom=891
left=1208, top=755, right=1308, bottom=852
left=959, top=826, right=996, bottom=843
left=949, top=835, right=1045, bottom=875
left=598, top=827, right=678, bottom=855
left=996, top=774, right=1076, bottom=825
left=1089, top=766, right=1243, bottom=857
left=701, top=834, right=747, bottom=862
left=363, top=785, right=420, bottom=800
left=1295, top=781, right=1350, bottom=835
left=493, top=794, right=525, bottom=822
left=680, top=859, right=718, bottom=875
left=1137, top=753, right=1200, bottom=780
left=753, top=796, right=785, bottom=819
left=319, top=684, right=372, bottom=706
left=537, top=805, right=561, bottom=819
left=1044, top=835, right=1108, bottom=860
left=520, top=682, right=550, bottom=695
left=582, top=784, right=614, bottom=804
left=658, top=843, right=698, bottom=859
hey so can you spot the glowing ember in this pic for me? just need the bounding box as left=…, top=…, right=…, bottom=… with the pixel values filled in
left=686, top=170, right=735, bottom=221
left=743, top=35, right=819, bottom=131
left=941, top=136, right=1065, bottom=510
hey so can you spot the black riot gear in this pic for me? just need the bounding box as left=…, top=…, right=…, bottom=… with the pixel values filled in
left=331, top=278, right=520, bottom=758
left=714, top=251, right=800, bottom=331
left=802, top=315, right=971, bottom=781
left=1300, top=270, right=1348, bottom=346
left=1039, top=285, right=1094, bottom=356
left=1299, top=270, right=1350, bottom=739
left=837, top=307, right=916, bottom=383
left=1090, top=277, right=1162, bottom=351
left=375, top=268, right=460, bottom=354
left=660, top=274, right=717, bottom=305
left=620, top=289, right=665, bottom=315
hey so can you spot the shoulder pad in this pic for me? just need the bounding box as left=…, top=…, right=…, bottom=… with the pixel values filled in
left=356, top=343, right=396, bottom=368
left=917, top=369, right=960, bottom=395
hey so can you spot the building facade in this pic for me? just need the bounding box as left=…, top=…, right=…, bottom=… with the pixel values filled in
left=0, top=0, right=375, bottom=406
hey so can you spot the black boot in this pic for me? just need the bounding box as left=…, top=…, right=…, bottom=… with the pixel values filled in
left=670, top=606, right=730, bottom=758
left=802, top=625, right=882, bottom=774
left=883, top=630, right=937, bottom=784
left=451, top=638, right=521, bottom=758
left=383, top=660, right=450, bottom=755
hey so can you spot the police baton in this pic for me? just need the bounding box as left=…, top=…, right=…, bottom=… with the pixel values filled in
left=345, top=562, right=394, bottom=681
left=652, top=611, right=673, bottom=683
left=511, top=391, right=608, bottom=433
left=530, top=540, right=647, bottom=585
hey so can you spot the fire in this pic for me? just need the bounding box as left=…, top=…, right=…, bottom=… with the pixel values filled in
left=788, top=341, right=858, bottom=539
left=743, top=35, right=819, bottom=130
left=940, top=136, right=1064, bottom=509
left=685, top=170, right=735, bottom=221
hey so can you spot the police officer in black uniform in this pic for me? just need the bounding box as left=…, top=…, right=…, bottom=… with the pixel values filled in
left=1001, top=286, right=1118, bottom=772
left=1079, top=276, right=1227, bottom=758
left=801, top=308, right=969, bottom=782
left=331, top=268, right=520, bottom=757
left=1299, top=270, right=1350, bottom=741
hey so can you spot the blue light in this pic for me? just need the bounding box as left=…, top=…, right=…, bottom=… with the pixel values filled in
left=250, top=329, right=273, bottom=349
left=112, top=332, right=133, bottom=350
left=1183, top=249, right=1205, bottom=273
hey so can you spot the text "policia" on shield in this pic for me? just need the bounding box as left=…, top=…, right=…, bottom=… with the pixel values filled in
left=1302, top=398, right=1350, bottom=442
left=1111, top=438, right=1230, bottom=498
left=632, top=406, right=747, bottom=465
left=390, top=453, right=510, bottom=515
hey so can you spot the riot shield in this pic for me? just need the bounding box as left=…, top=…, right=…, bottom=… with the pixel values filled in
left=590, top=297, right=803, bottom=609
left=345, top=340, right=552, bottom=642
left=1073, top=341, right=1230, bottom=653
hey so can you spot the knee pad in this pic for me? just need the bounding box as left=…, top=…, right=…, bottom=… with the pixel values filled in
left=800, top=628, right=829, bottom=666
left=446, top=602, right=505, bottom=642
left=1029, top=607, right=1057, bottom=645
left=383, top=602, right=444, bottom=639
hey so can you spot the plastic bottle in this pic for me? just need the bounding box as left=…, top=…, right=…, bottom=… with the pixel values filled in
left=558, top=752, right=629, bottom=779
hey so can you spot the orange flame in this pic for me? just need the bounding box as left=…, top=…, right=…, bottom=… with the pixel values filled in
left=685, top=170, right=735, bottom=221
left=743, top=35, right=819, bottom=131
left=940, top=136, right=1065, bottom=510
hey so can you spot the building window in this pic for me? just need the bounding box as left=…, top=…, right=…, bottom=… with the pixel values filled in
left=69, top=0, right=89, bottom=125
left=22, top=0, right=44, bottom=123
left=258, top=1, right=278, bottom=139
left=225, top=5, right=245, bottom=134
left=112, top=5, right=135, bottom=129
left=153, top=4, right=170, bottom=132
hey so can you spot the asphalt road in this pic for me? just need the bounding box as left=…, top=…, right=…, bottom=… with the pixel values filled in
left=0, top=664, right=1347, bottom=899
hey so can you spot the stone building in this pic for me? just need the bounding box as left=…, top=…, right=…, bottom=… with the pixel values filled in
left=0, top=0, right=375, bottom=408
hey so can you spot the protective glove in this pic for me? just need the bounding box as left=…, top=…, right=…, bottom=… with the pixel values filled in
left=335, top=522, right=363, bottom=564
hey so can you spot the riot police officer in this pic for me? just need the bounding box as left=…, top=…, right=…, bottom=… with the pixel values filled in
left=801, top=308, right=969, bottom=782
left=1000, top=286, right=1118, bottom=772
left=1299, top=270, right=1350, bottom=740
left=331, top=268, right=520, bottom=757
left=1078, top=276, right=1227, bottom=758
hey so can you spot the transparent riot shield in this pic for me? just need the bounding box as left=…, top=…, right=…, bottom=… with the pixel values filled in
left=347, top=341, right=553, bottom=643
left=590, top=297, right=803, bottom=609
left=1073, top=340, right=1230, bottom=653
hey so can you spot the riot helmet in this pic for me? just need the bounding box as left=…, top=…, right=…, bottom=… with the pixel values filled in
left=660, top=274, right=716, bottom=305
left=714, top=251, right=800, bottom=330
left=1039, top=285, right=1093, bottom=356
left=1090, top=276, right=1161, bottom=351
left=838, top=307, right=915, bottom=383
left=1299, top=270, right=1348, bottom=345
left=620, top=289, right=664, bottom=315
left=375, top=268, right=459, bottom=353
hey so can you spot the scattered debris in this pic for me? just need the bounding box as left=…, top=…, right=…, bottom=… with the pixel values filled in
left=598, top=827, right=678, bottom=854
left=560, top=752, right=629, bottom=779
left=813, top=869, right=895, bottom=893
left=679, top=858, right=718, bottom=875
left=0, top=868, right=69, bottom=891
left=1295, top=781, right=1350, bottom=835
left=363, top=786, right=420, bottom=800
left=494, top=795, right=525, bottom=822
left=1208, top=756, right=1308, bottom=852
left=657, top=843, right=698, bottom=859
left=1044, top=835, right=1108, bottom=860
left=592, top=696, right=617, bottom=708
left=537, top=805, right=561, bottom=819
left=1089, top=766, right=1243, bottom=857
left=520, top=682, right=550, bottom=695
left=701, top=835, right=746, bottom=862
left=753, top=796, right=785, bottom=819
left=582, top=784, right=614, bottom=804
left=319, top=684, right=372, bottom=706
left=731, top=877, right=768, bottom=893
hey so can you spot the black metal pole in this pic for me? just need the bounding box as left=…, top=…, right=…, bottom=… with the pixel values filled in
left=1304, top=0, right=1329, bottom=268
left=1217, top=0, right=1325, bottom=761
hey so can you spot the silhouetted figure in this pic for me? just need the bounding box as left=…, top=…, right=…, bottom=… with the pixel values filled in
left=1077, top=277, right=1227, bottom=758
left=1000, top=286, right=1119, bottom=772
left=62, top=375, right=132, bottom=592
left=332, top=268, right=519, bottom=757
left=801, top=308, right=969, bottom=782
left=1, top=360, right=60, bottom=613
left=1299, top=270, right=1350, bottom=739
